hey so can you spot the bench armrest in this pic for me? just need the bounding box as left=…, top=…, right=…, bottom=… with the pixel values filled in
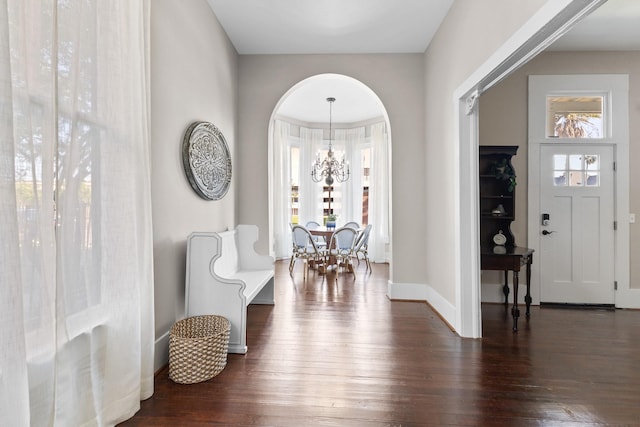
left=236, top=224, right=275, bottom=270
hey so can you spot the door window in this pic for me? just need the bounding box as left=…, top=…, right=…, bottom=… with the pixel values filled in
left=553, top=154, right=600, bottom=187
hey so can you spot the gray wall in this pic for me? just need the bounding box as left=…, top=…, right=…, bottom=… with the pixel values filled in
left=237, top=54, right=426, bottom=285
left=422, top=0, right=548, bottom=303
left=150, top=0, right=238, bottom=367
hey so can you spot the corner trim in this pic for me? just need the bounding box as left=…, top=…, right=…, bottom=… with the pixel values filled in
left=154, top=330, right=170, bottom=373
left=387, top=281, right=457, bottom=334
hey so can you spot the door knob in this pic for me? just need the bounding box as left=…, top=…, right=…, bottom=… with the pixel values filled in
left=542, top=230, right=555, bottom=235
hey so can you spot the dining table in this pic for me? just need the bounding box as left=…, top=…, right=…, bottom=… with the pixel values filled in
left=308, top=227, right=361, bottom=274
left=308, top=228, right=334, bottom=273
left=308, top=227, right=335, bottom=242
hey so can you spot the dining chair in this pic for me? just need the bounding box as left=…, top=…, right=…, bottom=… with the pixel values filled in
left=289, top=225, right=326, bottom=279
left=326, top=226, right=358, bottom=279
left=353, top=223, right=372, bottom=272
left=343, top=221, right=360, bottom=231
left=304, top=220, right=327, bottom=249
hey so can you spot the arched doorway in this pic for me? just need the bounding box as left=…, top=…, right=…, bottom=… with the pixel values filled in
left=267, top=73, right=393, bottom=273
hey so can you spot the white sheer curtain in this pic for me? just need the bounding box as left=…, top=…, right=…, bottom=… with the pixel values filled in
left=299, top=126, right=324, bottom=225
left=368, top=122, right=390, bottom=263
left=1, top=0, right=154, bottom=425
left=272, top=119, right=390, bottom=262
left=272, top=119, right=292, bottom=258
left=334, top=127, right=364, bottom=224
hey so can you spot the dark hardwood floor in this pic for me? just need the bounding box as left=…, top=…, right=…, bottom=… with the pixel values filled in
left=121, top=260, right=640, bottom=426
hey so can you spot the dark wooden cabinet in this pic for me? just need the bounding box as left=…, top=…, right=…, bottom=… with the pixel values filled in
left=479, top=145, right=518, bottom=248
left=479, top=145, right=535, bottom=332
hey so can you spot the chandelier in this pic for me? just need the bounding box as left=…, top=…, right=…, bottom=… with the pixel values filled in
left=311, top=97, right=350, bottom=186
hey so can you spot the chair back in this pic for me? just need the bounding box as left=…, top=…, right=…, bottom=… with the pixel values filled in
left=354, top=224, right=372, bottom=251
left=291, top=225, right=321, bottom=253
left=292, top=225, right=309, bottom=249
left=343, top=221, right=360, bottom=230
left=305, top=220, right=322, bottom=230
left=303, top=220, right=327, bottom=247
left=329, top=226, right=358, bottom=253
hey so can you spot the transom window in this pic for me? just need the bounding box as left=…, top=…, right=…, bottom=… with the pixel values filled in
left=546, top=95, right=604, bottom=139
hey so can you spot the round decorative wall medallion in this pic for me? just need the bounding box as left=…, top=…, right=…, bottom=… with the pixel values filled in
left=182, top=121, right=232, bottom=200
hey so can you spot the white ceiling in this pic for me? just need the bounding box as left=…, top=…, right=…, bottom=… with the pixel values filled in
left=275, top=75, right=385, bottom=124
left=206, top=0, right=455, bottom=55
left=547, top=0, right=640, bottom=51
left=207, top=0, right=640, bottom=123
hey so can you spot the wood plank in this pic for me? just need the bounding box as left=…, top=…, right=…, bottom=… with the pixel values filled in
left=120, top=260, right=640, bottom=426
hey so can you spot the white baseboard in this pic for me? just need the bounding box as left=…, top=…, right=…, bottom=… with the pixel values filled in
left=387, top=281, right=457, bottom=333
left=387, top=280, right=427, bottom=300
left=154, top=330, right=170, bottom=372
left=482, top=280, right=640, bottom=309
left=616, top=289, right=640, bottom=309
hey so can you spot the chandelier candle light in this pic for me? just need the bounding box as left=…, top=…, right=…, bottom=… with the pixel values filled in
left=311, top=97, right=350, bottom=187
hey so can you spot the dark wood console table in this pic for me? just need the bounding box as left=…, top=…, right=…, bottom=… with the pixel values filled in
left=481, top=246, right=534, bottom=331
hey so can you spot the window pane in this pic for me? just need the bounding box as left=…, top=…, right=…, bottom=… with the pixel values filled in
left=290, top=146, right=299, bottom=186
left=362, top=148, right=370, bottom=187
left=290, top=147, right=299, bottom=224
left=585, top=154, right=600, bottom=187
left=586, top=173, right=599, bottom=186
left=569, top=154, right=583, bottom=170
left=323, top=184, right=341, bottom=218
left=584, top=154, right=599, bottom=170
left=547, top=96, right=604, bottom=139
left=553, top=154, right=566, bottom=170
left=554, top=171, right=567, bottom=186
left=569, top=171, right=584, bottom=186
left=361, top=148, right=370, bottom=225
left=57, top=117, right=101, bottom=315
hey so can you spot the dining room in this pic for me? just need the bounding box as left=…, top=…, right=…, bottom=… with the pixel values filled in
left=268, top=73, right=392, bottom=271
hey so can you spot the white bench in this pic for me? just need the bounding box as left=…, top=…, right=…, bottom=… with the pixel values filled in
left=185, top=224, right=275, bottom=354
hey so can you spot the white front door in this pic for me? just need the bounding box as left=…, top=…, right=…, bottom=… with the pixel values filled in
left=528, top=74, right=629, bottom=307
left=539, top=144, right=615, bottom=304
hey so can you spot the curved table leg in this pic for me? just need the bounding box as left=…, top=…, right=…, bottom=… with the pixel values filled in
left=511, top=270, right=520, bottom=332
left=503, top=270, right=510, bottom=308
left=525, top=254, right=532, bottom=318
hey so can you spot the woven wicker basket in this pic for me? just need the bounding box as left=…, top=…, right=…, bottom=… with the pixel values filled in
left=169, top=315, right=230, bottom=384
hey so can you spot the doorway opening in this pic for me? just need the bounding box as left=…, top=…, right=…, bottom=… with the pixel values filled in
left=267, top=73, right=393, bottom=274
left=455, top=0, right=608, bottom=338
